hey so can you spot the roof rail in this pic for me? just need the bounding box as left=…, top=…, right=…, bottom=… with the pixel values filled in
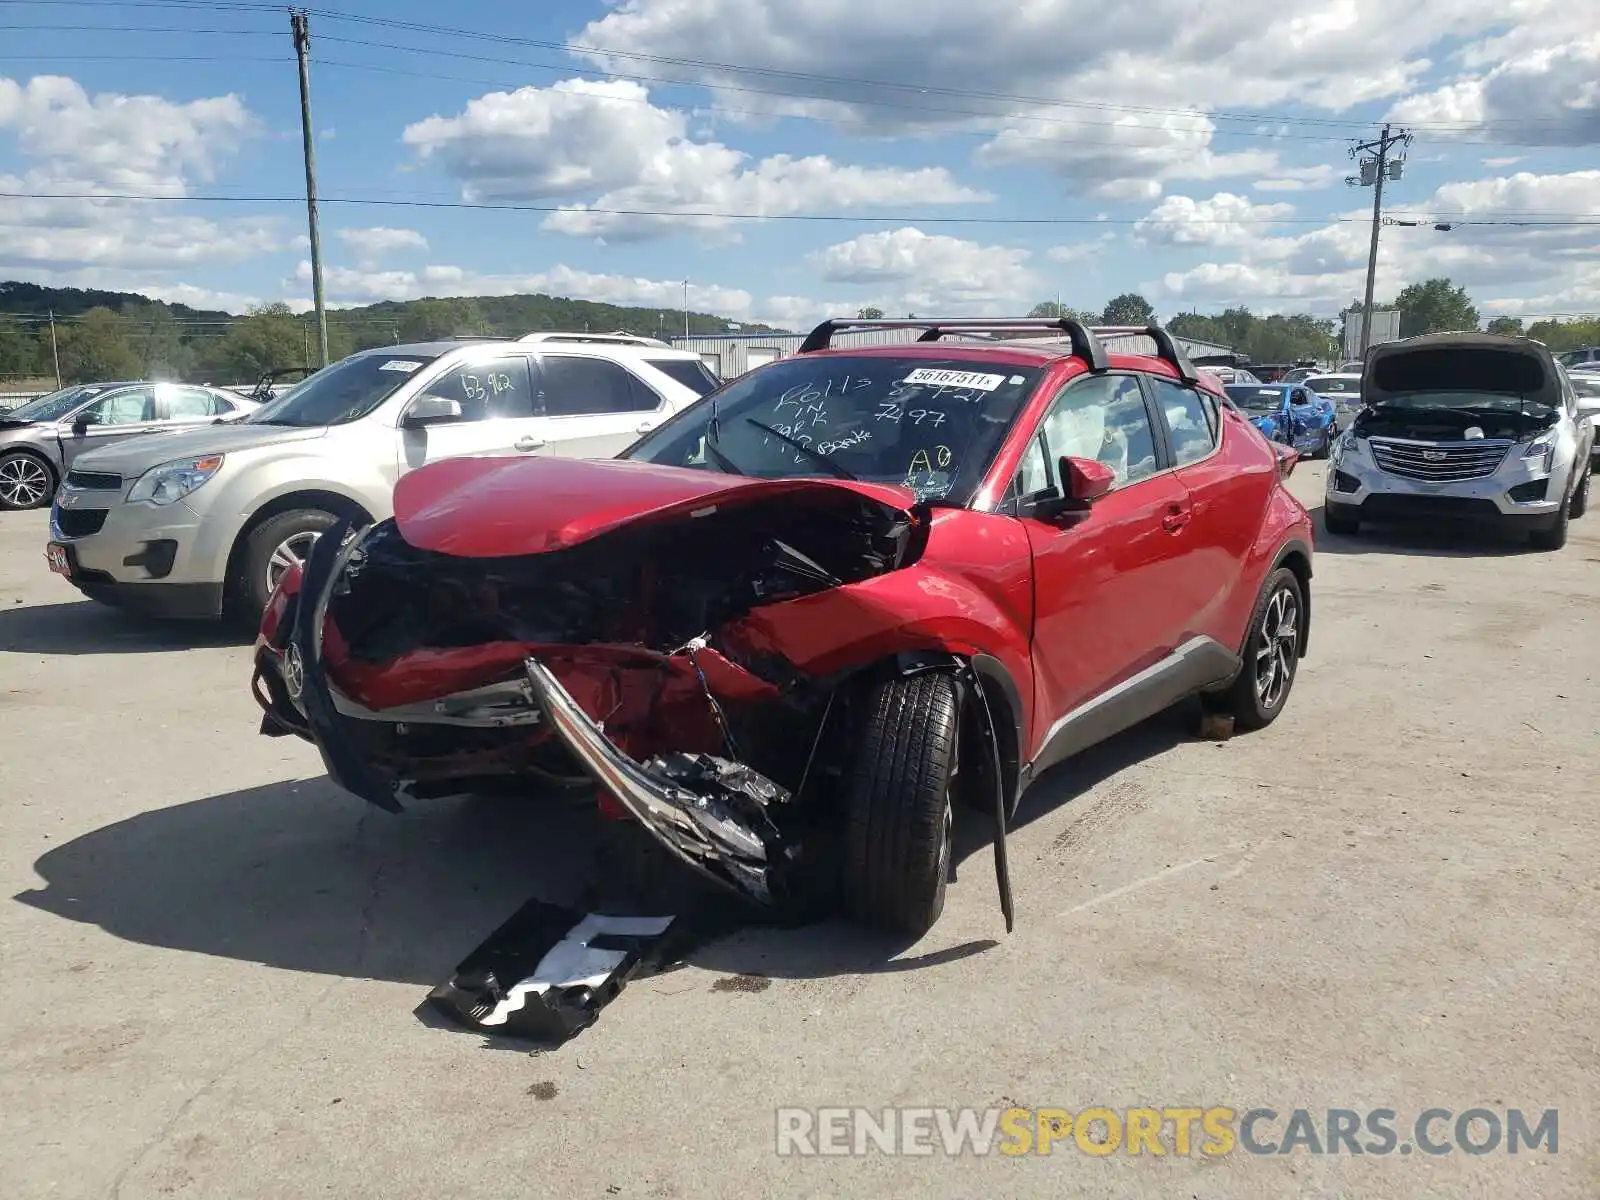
left=797, top=317, right=1108, bottom=371
left=445, top=333, right=512, bottom=340
left=518, top=331, right=672, bottom=347
left=1090, top=325, right=1199, bottom=384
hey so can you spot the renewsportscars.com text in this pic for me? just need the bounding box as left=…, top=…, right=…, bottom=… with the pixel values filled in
left=775, top=1106, right=1558, bottom=1157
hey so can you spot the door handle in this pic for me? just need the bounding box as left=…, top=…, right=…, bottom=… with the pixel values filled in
left=636, top=421, right=655, bottom=434
left=514, top=436, right=546, bottom=452
left=1161, top=504, right=1191, bottom=532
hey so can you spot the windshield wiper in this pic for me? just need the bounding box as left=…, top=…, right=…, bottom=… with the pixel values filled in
left=744, top=418, right=858, bottom=481
left=701, top=438, right=745, bottom=475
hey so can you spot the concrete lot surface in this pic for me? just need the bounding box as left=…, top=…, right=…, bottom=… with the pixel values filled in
left=1, top=461, right=1597, bottom=1198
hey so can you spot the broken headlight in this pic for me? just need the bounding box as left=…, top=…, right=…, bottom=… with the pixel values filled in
left=127, top=454, right=225, bottom=505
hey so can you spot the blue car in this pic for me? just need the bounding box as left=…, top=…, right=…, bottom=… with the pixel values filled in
left=1224, top=383, right=1339, bottom=458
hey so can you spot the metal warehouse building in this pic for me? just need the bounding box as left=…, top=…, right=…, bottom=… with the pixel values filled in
left=670, top=327, right=1234, bottom=378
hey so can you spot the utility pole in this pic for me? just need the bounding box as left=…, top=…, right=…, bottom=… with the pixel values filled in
left=290, top=9, right=329, bottom=367
left=1346, top=124, right=1411, bottom=359
left=682, top=280, right=689, bottom=339
left=48, top=310, right=62, bottom=388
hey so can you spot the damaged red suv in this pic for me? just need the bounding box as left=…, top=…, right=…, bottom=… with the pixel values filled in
left=253, top=318, right=1313, bottom=937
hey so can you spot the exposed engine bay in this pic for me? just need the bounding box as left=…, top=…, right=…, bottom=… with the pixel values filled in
left=253, top=484, right=1015, bottom=916
left=1351, top=405, right=1557, bottom=443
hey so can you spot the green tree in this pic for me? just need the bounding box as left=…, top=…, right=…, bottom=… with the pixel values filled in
left=856, top=305, right=885, bottom=319
left=397, top=297, right=488, bottom=342
left=1484, top=316, right=1524, bottom=336
left=1028, top=300, right=1098, bottom=322
left=130, top=306, right=194, bottom=380
left=1525, top=316, right=1600, bottom=351
left=1392, top=278, right=1479, bottom=337
left=199, top=303, right=308, bottom=383
left=1100, top=293, right=1155, bottom=326
left=0, top=317, right=42, bottom=380
left=55, top=307, right=142, bottom=383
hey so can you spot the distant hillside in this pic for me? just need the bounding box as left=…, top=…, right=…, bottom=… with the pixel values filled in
left=0, top=280, right=230, bottom=323
left=0, top=280, right=788, bottom=338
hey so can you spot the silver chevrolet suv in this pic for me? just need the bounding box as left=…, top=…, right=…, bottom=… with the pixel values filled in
left=46, top=335, right=720, bottom=620
left=1324, top=332, right=1596, bottom=550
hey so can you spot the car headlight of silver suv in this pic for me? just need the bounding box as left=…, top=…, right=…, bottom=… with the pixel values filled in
left=1521, top=433, right=1556, bottom=474
left=127, top=454, right=225, bottom=505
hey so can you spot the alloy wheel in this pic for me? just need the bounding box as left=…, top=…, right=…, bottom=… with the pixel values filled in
left=0, top=456, right=50, bottom=508
left=1254, top=586, right=1299, bottom=710
left=264, top=530, right=321, bottom=597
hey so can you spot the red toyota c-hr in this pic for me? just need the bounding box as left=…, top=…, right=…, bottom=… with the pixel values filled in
left=253, top=318, right=1313, bottom=937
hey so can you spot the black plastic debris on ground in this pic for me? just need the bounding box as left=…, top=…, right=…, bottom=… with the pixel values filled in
left=426, top=899, right=695, bottom=1045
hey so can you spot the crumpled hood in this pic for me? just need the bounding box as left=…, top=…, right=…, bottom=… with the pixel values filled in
left=70, top=421, right=328, bottom=475
left=393, top=454, right=921, bottom=557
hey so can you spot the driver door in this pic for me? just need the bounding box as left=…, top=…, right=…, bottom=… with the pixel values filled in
left=55, top=386, right=163, bottom=469
left=396, top=353, right=550, bottom=475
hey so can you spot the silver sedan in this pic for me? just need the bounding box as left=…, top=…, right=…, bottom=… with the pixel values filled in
left=0, top=381, right=259, bottom=510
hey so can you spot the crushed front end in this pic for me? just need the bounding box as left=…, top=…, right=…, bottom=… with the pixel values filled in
left=252, top=476, right=930, bottom=909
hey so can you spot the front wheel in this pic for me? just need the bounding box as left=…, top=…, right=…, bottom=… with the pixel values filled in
left=1323, top=504, right=1359, bottom=536
left=0, top=451, right=55, bottom=510
left=1223, top=567, right=1304, bottom=732
left=238, top=509, right=340, bottom=615
left=1568, top=459, right=1590, bottom=520
left=841, top=671, right=960, bottom=937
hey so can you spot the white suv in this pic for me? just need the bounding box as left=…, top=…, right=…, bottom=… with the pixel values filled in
left=45, top=335, right=721, bottom=620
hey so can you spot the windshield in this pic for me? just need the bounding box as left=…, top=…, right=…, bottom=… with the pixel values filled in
left=2, top=384, right=100, bottom=423
left=1306, top=376, right=1359, bottom=395
left=247, top=353, right=437, bottom=427
left=1225, top=386, right=1287, bottom=412
left=625, top=354, right=1045, bottom=505
left=1557, top=349, right=1593, bottom=367
left=644, top=357, right=720, bottom=396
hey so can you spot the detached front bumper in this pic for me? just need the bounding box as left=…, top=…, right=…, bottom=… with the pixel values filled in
left=275, top=518, right=797, bottom=906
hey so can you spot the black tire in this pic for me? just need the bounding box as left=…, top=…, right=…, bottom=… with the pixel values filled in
left=1529, top=499, right=1568, bottom=551
left=0, top=450, right=56, bottom=511
left=1323, top=504, right=1359, bottom=536
left=1224, top=567, right=1304, bottom=732
left=841, top=671, right=960, bottom=937
left=238, top=509, right=341, bottom=615
left=1568, top=459, right=1590, bottom=520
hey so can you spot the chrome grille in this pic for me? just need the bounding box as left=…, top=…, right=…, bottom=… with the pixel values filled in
left=1369, top=437, right=1511, bottom=482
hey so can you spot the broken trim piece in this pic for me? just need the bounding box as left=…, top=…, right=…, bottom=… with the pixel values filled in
left=522, top=657, right=790, bottom=905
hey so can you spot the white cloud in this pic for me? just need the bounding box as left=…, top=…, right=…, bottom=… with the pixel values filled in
left=1143, top=170, right=1600, bottom=312
left=0, top=74, right=254, bottom=196
left=810, top=227, right=1039, bottom=314
left=0, top=74, right=280, bottom=288
left=403, top=78, right=988, bottom=242
left=1253, top=165, right=1341, bottom=193
left=1390, top=29, right=1600, bottom=145
left=1046, top=234, right=1117, bottom=264
left=1133, top=193, right=1296, bottom=247
left=336, top=226, right=430, bottom=265
left=570, top=0, right=1561, bottom=198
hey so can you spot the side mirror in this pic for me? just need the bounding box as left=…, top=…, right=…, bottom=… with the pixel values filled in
left=1272, top=441, right=1299, bottom=479
left=1031, top=456, right=1116, bottom=522
left=71, top=415, right=90, bottom=435
left=403, top=395, right=462, bottom=426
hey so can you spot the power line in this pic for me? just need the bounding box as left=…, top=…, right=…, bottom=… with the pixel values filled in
left=4, top=191, right=1597, bottom=225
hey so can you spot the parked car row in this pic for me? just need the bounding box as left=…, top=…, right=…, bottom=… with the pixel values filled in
left=37, top=334, right=720, bottom=617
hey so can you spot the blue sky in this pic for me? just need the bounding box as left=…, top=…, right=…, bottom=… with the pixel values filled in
left=1, top=0, right=1597, bottom=328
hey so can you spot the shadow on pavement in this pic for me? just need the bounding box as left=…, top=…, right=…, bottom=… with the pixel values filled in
left=18, top=708, right=1198, bottom=988
left=0, top=600, right=251, bottom=655
left=1305, top=502, right=1540, bottom=558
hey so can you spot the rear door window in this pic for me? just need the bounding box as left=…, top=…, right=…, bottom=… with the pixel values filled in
left=540, top=356, right=659, bottom=415
left=643, top=357, right=720, bottom=396
left=1147, top=377, right=1220, bottom=466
